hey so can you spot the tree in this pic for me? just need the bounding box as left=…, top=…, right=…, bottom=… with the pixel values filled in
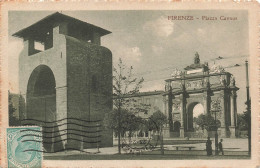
left=237, top=113, right=248, bottom=131
left=148, top=110, right=167, bottom=155
left=112, top=58, right=145, bottom=154
left=104, top=108, right=143, bottom=140
left=243, top=99, right=251, bottom=129
left=148, top=110, right=167, bottom=132
left=8, top=91, right=19, bottom=126
left=194, top=114, right=220, bottom=132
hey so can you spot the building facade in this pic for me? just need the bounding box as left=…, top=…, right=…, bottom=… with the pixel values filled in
left=113, top=91, right=165, bottom=140
left=14, top=12, right=113, bottom=152
left=123, top=53, right=239, bottom=139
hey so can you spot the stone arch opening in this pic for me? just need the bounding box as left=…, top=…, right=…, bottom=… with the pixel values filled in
left=27, top=65, right=56, bottom=121
left=26, top=65, right=57, bottom=152
left=187, top=102, right=204, bottom=131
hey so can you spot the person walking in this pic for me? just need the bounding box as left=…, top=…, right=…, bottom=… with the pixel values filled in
left=218, top=139, right=224, bottom=155
left=206, top=137, right=212, bottom=156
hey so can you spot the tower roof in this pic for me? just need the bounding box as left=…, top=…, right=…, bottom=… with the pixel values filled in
left=12, top=12, right=111, bottom=39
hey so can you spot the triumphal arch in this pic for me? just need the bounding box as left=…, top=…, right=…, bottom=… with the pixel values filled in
left=163, top=53, right=238, bottom=138
left=14, top=12, right=113, bottom=151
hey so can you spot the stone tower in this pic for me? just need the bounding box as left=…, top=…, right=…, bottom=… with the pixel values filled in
left=13, top=12, right=113, bottom=151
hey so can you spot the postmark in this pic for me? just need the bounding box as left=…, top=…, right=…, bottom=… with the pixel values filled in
left=7, top=127, right=42, bottom=168
left=121, top=118, right=160, bottom=154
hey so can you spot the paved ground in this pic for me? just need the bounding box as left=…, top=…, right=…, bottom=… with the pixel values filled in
left=165, top=138, right=248, bottom=151
left=44, top=153, right=250, bottom=160
left=44, top=138, right=249, bottom=160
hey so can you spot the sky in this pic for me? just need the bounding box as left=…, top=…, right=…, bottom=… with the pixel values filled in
left=8, top=10, right=249, bottom=114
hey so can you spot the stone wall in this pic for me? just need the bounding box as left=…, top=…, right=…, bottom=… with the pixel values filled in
left=66, top=36, right=113, bottom=148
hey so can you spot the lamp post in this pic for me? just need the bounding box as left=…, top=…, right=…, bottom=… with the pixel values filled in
left=210, top=101, right=220, bottom=156
left=245, top=60, right=251, bottom=156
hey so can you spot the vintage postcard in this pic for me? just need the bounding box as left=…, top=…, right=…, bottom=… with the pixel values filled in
left=0, top=2, right=259, bottom=168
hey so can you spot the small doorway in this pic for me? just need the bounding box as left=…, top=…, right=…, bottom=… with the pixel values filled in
left=173, top=121, right=181, bottom=137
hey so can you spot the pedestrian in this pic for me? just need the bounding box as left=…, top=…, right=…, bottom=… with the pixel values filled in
left=218, top=139, right=224, bottom=155
left=206, top=137, right=212, bottom=156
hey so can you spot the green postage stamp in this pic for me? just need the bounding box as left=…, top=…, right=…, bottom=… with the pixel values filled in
left=7, top=127, right=42, bottom=168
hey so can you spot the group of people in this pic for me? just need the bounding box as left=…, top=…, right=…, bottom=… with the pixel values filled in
left=206, top=137, right=224, bottom=156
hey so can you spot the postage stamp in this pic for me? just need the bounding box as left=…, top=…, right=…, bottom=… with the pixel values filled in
left=0, top=1, right=259, bottom=168
left=6, top=127, right=42, bottom=168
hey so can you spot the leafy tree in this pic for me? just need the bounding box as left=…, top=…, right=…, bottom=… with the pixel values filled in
left=148, top=110, right=167, bottom=132
left=237, top=113, right=248, bottom=131
left=8, top=91, right=19, bottom=126
left=18, top=94, right=26, bottom=121
left=112, top=58, right=145, bottom=154
left=147, top=110, right=167, bottom=155
left=104, top=109, right=143, bottom=139
left=121, top=113, right=143, bottom=139
left=194, top=114, right=220, bottom=132
left=242, top=99, right=251, bottom=129
left=244, top=99, right=251, bottom=155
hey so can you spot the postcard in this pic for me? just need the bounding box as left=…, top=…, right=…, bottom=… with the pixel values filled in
left=0, top=1, right=259, bottom=168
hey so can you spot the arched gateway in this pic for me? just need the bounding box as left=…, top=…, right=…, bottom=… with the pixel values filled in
left=26, top=65, right=58, bottom=151
left=163, top=53, right=238, bottom=138
left=27, top=65, right=56, bottom=122
left=14, top=12, right=113, bottom=152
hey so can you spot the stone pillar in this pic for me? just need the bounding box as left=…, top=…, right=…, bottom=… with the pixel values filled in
left=234, top=92, right=238, bottom=127
left=220, top=92, right=227, bottom=138
left=168, top=88, right=174, bottom=132
left=162, top=96, right=170, bottom=138
left=230, top=93, right=235, bottom=126
left=229, top=91, right=237, bottom=138
left=163, top=127, right=170, bottom=138
left=203, top=77, right=211, bottom=115
left=203, top=92, right=211, bottom=115
left=179, top=94, right=186, bottom=138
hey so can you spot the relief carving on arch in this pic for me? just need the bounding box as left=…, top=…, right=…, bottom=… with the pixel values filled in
left=210, top=98, right=222, bottom=118
left=186, top=80, right=203, bottom=90
left=173, top=113, right=181, bottom=121
left=172, top=102, right=181, bottom=111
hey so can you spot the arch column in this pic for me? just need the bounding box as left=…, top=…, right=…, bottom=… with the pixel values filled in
left=229, top=90, right=237, bottom=138
left=168, top=87, right=174, bottom=132
left=163, top=95, right=170, bottom=138
left=203, top=91, right=211, bottom=115
left=203, top=76, right=211, bottom=115
left=179, top=94, right=186, bottom=138
left=220, top=91, right=227, bottom=138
